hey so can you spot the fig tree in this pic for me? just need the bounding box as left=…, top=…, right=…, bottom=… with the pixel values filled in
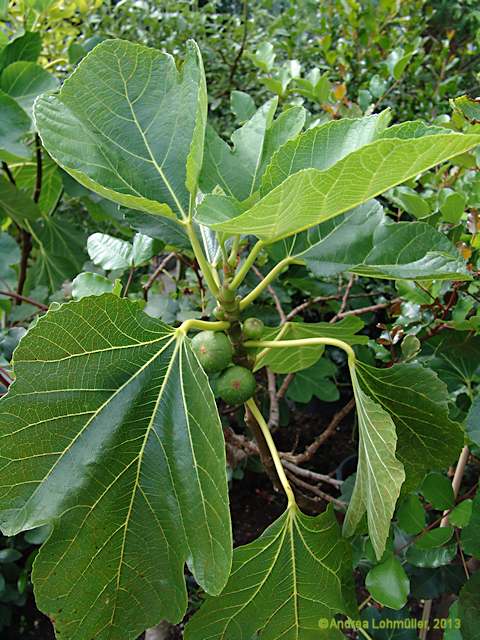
left=242, top=317, right=264, bottom=340
left=217, top=365, right=256, bottom=405
left=191, top=331, right=233, bottom=373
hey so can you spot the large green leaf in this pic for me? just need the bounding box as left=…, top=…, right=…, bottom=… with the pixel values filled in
left=201, top=132, right=480, bottom=241
left=185, top=505, right=355, bottom=640
left=200, top=100, right=305, bottom=200
left=0, top=232, right=20, bottom=288
left=0, top=295, right=232, bottom=639
left=355, top=361, right=464, bottom=490
left=34, top=39, right=207, bottom=219
left=252, top=317, right=368, bottom=374
left=343, top=366, right=405, bottom=559
left=261, top=111, right=392, bottom=194
left=1, top=61, right=58, bottom=113
left=269, top=200, right=470, bottom=281
left=0, top=89, right=31, bottom=162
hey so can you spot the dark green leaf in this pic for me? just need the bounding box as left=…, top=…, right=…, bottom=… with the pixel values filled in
left=396, top=494, right=426, bottom=535
left=35, top=40, right=207, bottom=219
left=0, top=178, right=42, bottom=226
left=0, top=32, right=41, bottom=73
left=1, top=61, right=58, bottom=113
left=461, top=489, right=480, bottom=559
left=0, top=90, right=31, bottom=162
left=415, top=526, right=454, bottom=549
left=355, top=362, right=464, bottom=490
left=0, top=295, right=232, bottom=639
left=458, top=571, right=480, bottom=640
left=421, top=473, right=455, bottom=510
left=406, top=543, right=457, bottom=568
left=185, top=505, right=355, bottom=640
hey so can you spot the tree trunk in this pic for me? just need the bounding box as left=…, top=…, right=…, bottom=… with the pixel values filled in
left=145, top=621, right=173, bottom=640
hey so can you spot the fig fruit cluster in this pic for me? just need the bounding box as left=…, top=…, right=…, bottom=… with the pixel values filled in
left=191, top=319, right=263, bottom=404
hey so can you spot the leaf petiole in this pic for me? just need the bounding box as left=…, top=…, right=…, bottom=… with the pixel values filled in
left=245, top=398, right=296, bottom=508
left=228, top=239, right=265, bottom=290
left=184, top=220, right=220, bottom=298
left=176, top=319, right=230, bottom=335
left=244, top=337, right=356, bottom=365
left=238, top=256, right=295, bottom=309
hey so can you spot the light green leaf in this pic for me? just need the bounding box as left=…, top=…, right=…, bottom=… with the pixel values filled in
left=0, top=32, right=42, bottom=73
left=386, top=185, right=431, bottom=218
left=252, top=317, right=367, bottom=374
left=261, top=112, right=391, bottom=195
left=421, top=333, right=480, bottom=392
left=87, top=232, right=154, bottom=270
left=230, top=90, right=255, bottom=122
left=200, top=99, right=305, bottom=200
left=34, top=39, right=207, bottom=219
left=343, top=366, right=405, bottom=559
left=354, top=362, right=464, bottom=490
left=0, top=178, right=42, bottom=226
left=366, top=554, right=409, bottom=610
left=71, top=272, right=122, bottom=299
left=204, top=132, right=480, bottom=241
left=439, top=190, right=466, bottom=224
left=269, top=200, right=469, bottom=281
left=0, top=294, right=232, bottom=639
left=0, top=89, right=31, bottom=162
left=185, top=505, right=355, bottom=640
left=1, top=61, right=58, bottom=113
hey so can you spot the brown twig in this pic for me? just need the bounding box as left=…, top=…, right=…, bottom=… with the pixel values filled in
left=0, top=289, right=48, bottom=311
left=33, top=133, right=42, bottom=204
left=335, top=298, right=401, bottom=319
left=281, top=459, right=342, bottom=489
left=1, top=161, right=16, bottom=185
left=277, top=372, right=294, bottom=400
left=122, top=267, right=135, bottom=297
left=16, top=230, right=32, bottom=298
left=143, top=252, right=176, bottom=301
left=227, top=0, right=249, bottom=90
left=285, top=470, right=346, bottom=509
left=266, top=368, right=280, bottom=430
left=286, top=397, right=356, bottom=464
left=330, top=274, right=356, bottom=323
left=252, top=264, right=286, bottom=323
left=286, top=292, right=382, bottom=321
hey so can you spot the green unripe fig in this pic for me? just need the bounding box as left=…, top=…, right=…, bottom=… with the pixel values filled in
left=191, top=331, right=233, bottom=373
left=213, top=306, right=226, bottom=321
left=242, top=317, right=264, bottom=340
left=217, top=365, right=256, bottom=405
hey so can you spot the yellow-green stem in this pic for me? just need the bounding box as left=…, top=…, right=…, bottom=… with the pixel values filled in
left=229, top=240, right=265, bottom=290
left=246, top=398, right=296, bottom=508
left=239, top=256, right=293, bottom=309
left=184, top=221, right=220, bottom=298
left=245, top=337, right=356, bottom=364
left=177, top=319, right=230, bottom=335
